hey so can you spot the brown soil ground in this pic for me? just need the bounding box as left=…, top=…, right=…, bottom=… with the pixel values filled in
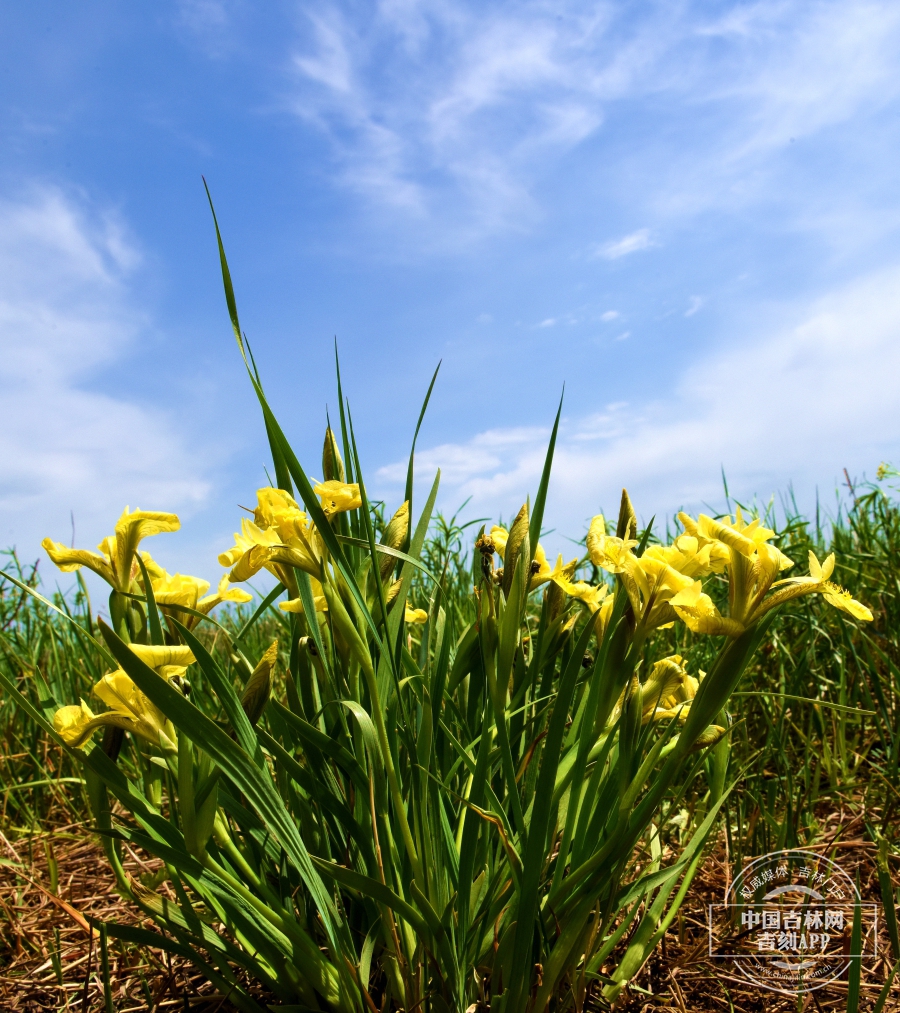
left=0, top=816, right=259, bottom=1012
left=1, top=812, right=897, bottom=1012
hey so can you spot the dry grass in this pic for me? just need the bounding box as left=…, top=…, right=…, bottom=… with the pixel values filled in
left=0, top=808, right=256, bottom=1012
left=2, top=797, right=895, bottom=1011
left=616, top=805, right=900, bottom=1011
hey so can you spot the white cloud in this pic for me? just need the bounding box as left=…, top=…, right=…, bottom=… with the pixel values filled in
left=377, top=425, right=549, bottom=491
left=0, top=185, right=212, bottom=561
left=685, top=295, right=704, bottom=317
left=283, top=1, right=900, bottom=244
left=699, top=2, right=900, bottom=156
left=376, top=266, right=900, bottom=541
left=594, top=228, right=658, bottom=260
left=601, top=310, right=620, bottom=321
left=285, top=4, right=622, bottom=237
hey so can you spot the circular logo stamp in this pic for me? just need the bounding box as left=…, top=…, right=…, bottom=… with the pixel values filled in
left=708, top=849, right=877, bottom=994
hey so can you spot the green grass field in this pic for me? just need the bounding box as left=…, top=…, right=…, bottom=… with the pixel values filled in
left=0, top=226, right=897, bottom=1012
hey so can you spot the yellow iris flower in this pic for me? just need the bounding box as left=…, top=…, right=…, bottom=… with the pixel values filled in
left=253, top=487, right=306, bottom=531
left=630, top=557, right=696, bottom=631
left=554, top=578, right=609, bottom=614
left=607, top=656, right=699, bottom=728
left=53, top=643, right=192, bottom=749
left=313, top=480, right=362, bottom=519
left=642, top=534, right=729, bottom=579
left=756, top=550, right=873, bottom=622
left=487, top=525, right=577, bottom=592
left=606, top=657, right=725, bottom=746
left=669, top=512, right=873, bottom=635
left=587, top=519, right=695, bottom=631
left=278, top=577, right=329, bottom=615
left=530, top=546, right=579, bottom=591
left=148, top=571, right=252, bottom=632
left=585, top=505, right=871, bottom=635
left=128, top=643, right=196, bottom=681
left=54, top=700, right=99, bottom=747
left=552, top=577, right=614, bottom=638
left=43, top=507, right=180, bottom=592
left=219, top=488, right=324, bottom=586
left=667, top=583, right=745, bottom=637
left=586, top=515, right=637, bottom=574
left=489, top=525, right=509, bottom=558
left=639, top=656, right=700, bottom=724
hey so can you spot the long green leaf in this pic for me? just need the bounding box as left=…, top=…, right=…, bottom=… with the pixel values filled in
left=528, top=388, right=563, bottom=563
left=312, top=857, right=430, bottom=938
left=505, top=617, right=595, bottom=1009
left=96, top=619, right=357, bottom=1002
left=234, top=582, right=286, bottom=645
left=170, top=616, right=262, bottom=763
left=404, top=361, right=441, bottom=536
left=135, top=554, right=164, bottom=646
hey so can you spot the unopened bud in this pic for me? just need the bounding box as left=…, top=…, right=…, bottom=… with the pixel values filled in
left=545, top=579, right=566, bottom=621
left=322, top=426, right=346, bottom=482
left=241, top=640, right=278, bottom=727
left=501, top=504, right=529, bottom=597
left=380, top=501, right=409, bottom=580
left=616, top=488, right=637, bottom=541
left=689, top=724, right=726, bottom=751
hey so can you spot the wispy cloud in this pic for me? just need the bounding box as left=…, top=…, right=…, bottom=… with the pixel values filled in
left=284, top=1, right=900, bottom=245
left=377, top=424, right=550, bottom=492
left=376, top=265, right=900, bottom=539
left=285, top=4, right=629, bottom=237
left=594, top=228, right=658, bottom=260
left=0, top=185, right=213, bottom=561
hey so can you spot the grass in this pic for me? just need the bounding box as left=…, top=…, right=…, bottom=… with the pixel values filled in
left=2, top=480, right=899, bottom=1011
left=0, top=215, right=897, bottom=1011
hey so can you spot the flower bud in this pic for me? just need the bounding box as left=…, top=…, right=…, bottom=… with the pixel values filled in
left=616, top=488, right=637, bottom=541
left=322, top=426, right=346, bottom=482
left=241, top=640, right=278, bottom=727
left=545, top=578, right=567, bottom=621
left=501, top=504, right=530, bottom=598
left=380, top=501, right=409, bottom=580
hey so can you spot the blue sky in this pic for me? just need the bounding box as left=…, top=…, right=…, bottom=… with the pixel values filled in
left=3, top=0, right=900, bottom=586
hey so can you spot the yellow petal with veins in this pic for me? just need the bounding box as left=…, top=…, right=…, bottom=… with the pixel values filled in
left=587, top=515, right=636, bottom=573
left=253, top=487, right=303, bottom=527
left=489, top=526, right=509, bottom=559
left=197, top=575, right=253, bottom=613
left=670, top=582, right=746, bottom=636
left=808, top=550, right=835, bottom=582
left=41, top=540, right=115, bottom=584
left=313, top=480, right=362, bottom=518
left=279, top=594, right=328, bottom=613
left=822, top=583, right=873, bottom=621
left=128, top=644, right=196, bottom=670
left=53, top=701, right=96, bottom=747
left=554, top=578, right=609, bottom=613
left=112, top=508, right=180, bottom=589
left=92, top=670, right=169, bottom=745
